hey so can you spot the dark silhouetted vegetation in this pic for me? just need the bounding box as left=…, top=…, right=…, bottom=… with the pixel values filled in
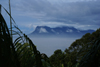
left=0, top=5, right=51, bottom=67
left=49, top=28, right=100, bottom=67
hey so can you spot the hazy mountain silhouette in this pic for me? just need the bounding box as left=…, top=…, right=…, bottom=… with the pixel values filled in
left=30, top=26, right=95, bottom=37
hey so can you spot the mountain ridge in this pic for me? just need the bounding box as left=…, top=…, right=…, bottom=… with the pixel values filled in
left=30, top=26, right=95, bottom=37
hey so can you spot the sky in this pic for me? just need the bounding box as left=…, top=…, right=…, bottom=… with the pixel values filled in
left=0, top=0, right=100, bottom=34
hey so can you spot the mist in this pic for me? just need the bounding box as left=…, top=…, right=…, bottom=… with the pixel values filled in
left=29, top=36, right=80, bottom=57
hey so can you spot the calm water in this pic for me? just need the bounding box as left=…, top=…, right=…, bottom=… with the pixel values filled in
left=29, top=37, right=80, bottom=57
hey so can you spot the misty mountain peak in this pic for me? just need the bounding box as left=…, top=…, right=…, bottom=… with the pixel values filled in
left=39, top=28, right=48, bottom=33
left=30, top=26, right=95, bottom=37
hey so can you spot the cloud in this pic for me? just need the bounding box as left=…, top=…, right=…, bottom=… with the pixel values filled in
left=1, top=0, right=100, bottom=33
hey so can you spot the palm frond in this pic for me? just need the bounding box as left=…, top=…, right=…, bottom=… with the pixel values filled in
left=0, top=4, right=53, bottom=67
left=0, top=13, right=20, bottom=67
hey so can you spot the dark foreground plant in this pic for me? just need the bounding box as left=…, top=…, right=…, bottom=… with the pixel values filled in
left=0, top=5, right=52, bottom=67
left=78, top=37, right=100, bottom=67
left=0, top=12, right=20, bottom=67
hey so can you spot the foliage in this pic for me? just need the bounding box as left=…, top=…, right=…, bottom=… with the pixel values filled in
left=0, top=5, right=52, bottom=67
left=0, top=12, right=20, bottom=67
left=49, top=49, right=65, bottom=67
left=49, top=28, right=100, bottom=67
left=78, top=38, right=100, bottom=67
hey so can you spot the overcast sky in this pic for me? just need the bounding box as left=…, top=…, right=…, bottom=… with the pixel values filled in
left=0, top=0, right=100, bottom=34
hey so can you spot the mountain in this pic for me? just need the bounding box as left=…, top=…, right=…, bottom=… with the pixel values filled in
left=30, top=26, right=95, bottom=37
